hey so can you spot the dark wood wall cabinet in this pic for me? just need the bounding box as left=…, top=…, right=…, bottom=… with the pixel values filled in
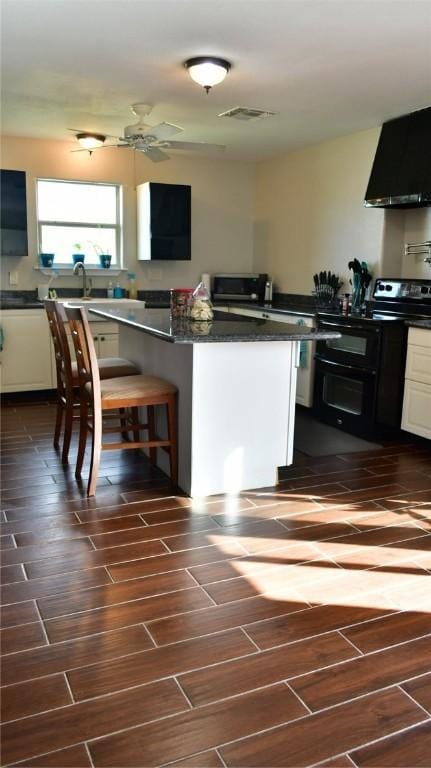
left=1, top=169, right=28, bottom=257
left=137, top=182, right=191, bottom=261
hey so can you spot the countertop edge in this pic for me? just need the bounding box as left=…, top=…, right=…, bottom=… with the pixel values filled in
left=406, top=320, right=431, bottom=329
left=88, top=307, right=341, bottom=343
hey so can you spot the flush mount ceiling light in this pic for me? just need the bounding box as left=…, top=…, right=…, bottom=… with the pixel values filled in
left=76, top=132, right=106, bottom=150
left=184, top=56, right=231, bottom=94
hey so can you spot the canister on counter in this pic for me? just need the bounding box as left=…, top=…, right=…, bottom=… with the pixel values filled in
left=190, top=281, right=214, bottom=321
left=170, top=288, right=193, bottom=318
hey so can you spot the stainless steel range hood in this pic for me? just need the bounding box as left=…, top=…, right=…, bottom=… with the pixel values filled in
left=364, top=106, right=431, bottom=209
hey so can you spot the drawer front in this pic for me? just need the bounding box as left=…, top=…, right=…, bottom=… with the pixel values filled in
left=88, top=320, right=119, bottom=333
left=408, top=327, right=431, bottom=349
left=406, top=344, right=431, bottom=385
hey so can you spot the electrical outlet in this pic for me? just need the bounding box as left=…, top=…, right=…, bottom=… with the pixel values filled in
left=148, top=268, right=163, bottom=281
left=9, top=270, right=19, bottom=286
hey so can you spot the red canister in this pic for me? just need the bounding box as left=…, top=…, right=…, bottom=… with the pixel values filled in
left=170, top=288, right=193, bottom=318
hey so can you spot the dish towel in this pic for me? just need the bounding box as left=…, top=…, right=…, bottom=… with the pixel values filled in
left=296, top=318, right=308, bottom=368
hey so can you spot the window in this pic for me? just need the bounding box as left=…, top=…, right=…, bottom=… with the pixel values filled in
left=36, top=179, right=122, bottom=267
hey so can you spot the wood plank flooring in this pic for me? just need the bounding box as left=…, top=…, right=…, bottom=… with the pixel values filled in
left=1, top=402, right=431, bottom=767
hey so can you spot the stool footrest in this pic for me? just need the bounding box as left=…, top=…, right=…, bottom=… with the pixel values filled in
left=102, top=439, right=171, bottom=451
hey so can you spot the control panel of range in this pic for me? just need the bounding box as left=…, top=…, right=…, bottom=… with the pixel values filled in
left=374, top=278, right=431, bottom=300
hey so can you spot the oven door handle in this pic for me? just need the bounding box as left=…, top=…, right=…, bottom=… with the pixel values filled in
left=318, top=321, right=380, bottom=333
left=314, top=355, right=377, bottom=374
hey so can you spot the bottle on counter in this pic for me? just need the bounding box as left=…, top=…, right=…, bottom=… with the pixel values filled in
left=128, top=272, right=137, bottom=300
left=107, top=281, right=114, bottom=299
left=342, top=294, right=349, bottom=315
left=114, top=282, right=123, bottom=299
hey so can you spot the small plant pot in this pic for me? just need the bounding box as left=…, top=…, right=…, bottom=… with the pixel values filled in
left=72, top=253, right=85, bottom=265
left=99, top=254, right=112, bottom=269
left=40, top=253, right=54, bottom=268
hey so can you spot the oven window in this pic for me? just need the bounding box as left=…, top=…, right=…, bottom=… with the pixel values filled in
left=326, top=334, right=367, bottom=356
left=323, top=373, right=363, bottom=415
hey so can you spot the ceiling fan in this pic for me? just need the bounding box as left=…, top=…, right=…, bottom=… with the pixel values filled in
left=68, top=103, right=225, bottom=162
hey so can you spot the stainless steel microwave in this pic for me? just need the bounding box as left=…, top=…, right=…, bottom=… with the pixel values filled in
left=212, top=273, right=268, bottom=302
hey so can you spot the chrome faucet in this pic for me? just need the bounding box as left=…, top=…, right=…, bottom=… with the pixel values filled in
left=73, top=261, right=91, bottom=298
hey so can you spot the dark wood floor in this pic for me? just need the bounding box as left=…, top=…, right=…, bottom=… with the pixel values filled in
left=1, top=401, right=431, bottom=768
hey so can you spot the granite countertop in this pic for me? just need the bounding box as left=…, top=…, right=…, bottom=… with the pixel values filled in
left=218, top=301, right=316, bottom=317
left=0, top=289, right=113, bottom=310
left=0, top=296, right=42, bottom=309
left=88, top=306, right=340, bottom=344
left=406, top=319, right=431, bottom=329
left=0, top=291, right=317, bottom=315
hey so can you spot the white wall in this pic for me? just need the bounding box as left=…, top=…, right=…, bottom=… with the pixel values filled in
left=1, top=135, right=255, bottom=292
left=401, top=208, right=431, bottom=279
left=253, top=128, right=385, bottom=295
left=253, top=126, right=429, bottom=294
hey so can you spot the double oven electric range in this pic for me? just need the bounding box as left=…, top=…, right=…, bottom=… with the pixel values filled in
left=313, top=278, right=431, bottom=439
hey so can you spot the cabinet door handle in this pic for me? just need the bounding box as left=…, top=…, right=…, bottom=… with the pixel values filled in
left=100, top=336, right=105, bottom=341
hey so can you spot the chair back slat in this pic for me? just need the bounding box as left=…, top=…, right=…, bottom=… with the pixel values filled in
left=44, top=300, right=72, bottom=389
left=64, top=304, right=100, bottom=394
left=54, top=302, right=73, bottom=371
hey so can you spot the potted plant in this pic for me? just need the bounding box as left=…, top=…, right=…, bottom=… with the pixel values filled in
left=39, top=253, right=54, bottom=268
left=89, top=241, right=111, bottom=268
left=72, top=243, right=85, bottom=265
left=99, top=252, right=111, bottom=268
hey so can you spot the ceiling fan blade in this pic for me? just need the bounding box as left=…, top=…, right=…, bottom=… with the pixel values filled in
left=140, top=147, right=170, bottom=163
left=161, top=140, right=226, bottom=152
left=138, top=122, right=183, bottom=142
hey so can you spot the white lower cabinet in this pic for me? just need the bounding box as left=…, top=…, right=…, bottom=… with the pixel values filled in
left=0, top=311, right=119, bottom=393
left=93, top=330, right=120, bottom=358
left=0, top=310, right=54, bottom=392
left=272, top=312, right=315, bottom=408
left=401, top=327, right=431, bottom=439
left=90, top=322, right=120, bottom=358
left=226, top=306, right=315, bottom=407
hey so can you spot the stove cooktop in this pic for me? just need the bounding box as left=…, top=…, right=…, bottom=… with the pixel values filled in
left=373, top=277, right=431, bottom=302
left=322, top=278, right=431, bottom=324
left=371, top=277, right=431, bottom=318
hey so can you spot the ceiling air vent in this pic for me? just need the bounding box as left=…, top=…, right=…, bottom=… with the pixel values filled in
left=218, top=106, right=277, bottom=121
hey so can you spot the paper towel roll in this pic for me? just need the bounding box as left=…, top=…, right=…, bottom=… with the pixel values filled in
left=201, top=273, right=211, bottom=292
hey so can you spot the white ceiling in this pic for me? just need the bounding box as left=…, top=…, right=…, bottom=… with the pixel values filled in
left=1, top=0, right=431, bottom=160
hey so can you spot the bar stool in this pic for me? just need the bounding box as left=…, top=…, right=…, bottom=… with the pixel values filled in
left=44, top=300, right=139, bottom=464
left=64, top=304, right=178, bottom=497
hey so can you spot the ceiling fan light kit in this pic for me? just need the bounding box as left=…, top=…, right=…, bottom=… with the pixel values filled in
left=76, top=132, right=106, bottom=149
left=184, top=56, right=231, bottom=93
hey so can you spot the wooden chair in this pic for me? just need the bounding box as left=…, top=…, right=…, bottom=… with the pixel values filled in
left=44, top=300, right=139, bottom=464
left=64, top=304, right=178, bottom=497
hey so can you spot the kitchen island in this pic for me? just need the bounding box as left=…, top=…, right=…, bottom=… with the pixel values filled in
left=88, top=306, right=339, bottom=497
